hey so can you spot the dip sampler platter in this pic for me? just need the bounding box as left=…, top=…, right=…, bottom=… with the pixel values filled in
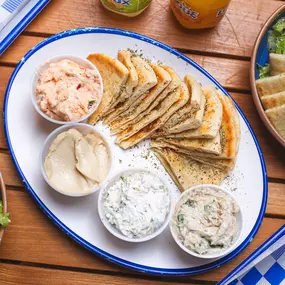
left=4, top=28, right=267, bottom=276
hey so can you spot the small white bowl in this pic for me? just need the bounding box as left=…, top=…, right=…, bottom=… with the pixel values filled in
left=31, top=55, right=103, bottom=125
left=170, top=184, right=243, bottom=259
left=41, top=123, right=112, bottom=197
left=98, top=169, right=172, bottom=243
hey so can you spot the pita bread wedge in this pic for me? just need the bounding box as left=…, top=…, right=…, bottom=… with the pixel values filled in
left=256, top=73, right=285, bottom=97
left=87, top=54, right=129, bottom=125
left=265, top=105, right=285, bottom=139
left=151, top=147, right=227, bottom=192
left=103, top=56, right=157, bottom=124
left=270, top=53, right=285, bottom=76
left=166, top=86, right=222, bottom=139
left=261, top=91, right=285, bottom=110
left=115, top=83, right=188, bottom=144
left=152, top=74, right=204, bottom=136
left=154, top=131, right=221, bottom=155
left=103, top=51, right=139, bottom=115
left=110, top=67, right=181, bottom=135
left=109, top=65, right=171, bottom=134
left=117, top=84, right=190, bottom=149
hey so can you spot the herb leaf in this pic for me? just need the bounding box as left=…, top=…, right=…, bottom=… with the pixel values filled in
left=257, top=64, right=270, bottom=79
left=177, top=214, right=184, bottom=224
left=185, top=199, right=195, bottom=207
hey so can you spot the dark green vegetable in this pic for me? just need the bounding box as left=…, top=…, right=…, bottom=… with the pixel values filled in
left=177, top=214, right=184, bottom=224
left=0, top=200, right=10, bottom=228
left=258, top=64, right=270, bottom=79
left=185, top=199, right=195, bottom=207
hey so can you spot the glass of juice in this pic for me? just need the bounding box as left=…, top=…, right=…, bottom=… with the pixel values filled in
left=170, top=0, right=231, bottom=29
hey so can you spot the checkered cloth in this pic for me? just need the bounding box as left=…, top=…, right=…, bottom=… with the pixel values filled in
left=223, top=229, right=285, bottom=285
left=229, top=245, right=285, bottom=285
left=0, top=0, right=30, bottom=31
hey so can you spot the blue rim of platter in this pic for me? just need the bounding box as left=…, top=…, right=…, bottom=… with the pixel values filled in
left=0, top=0, right=51, bottom=55
left=3, top=27, right=268, bottom=276
left=218, top=225, right=285, bottom=285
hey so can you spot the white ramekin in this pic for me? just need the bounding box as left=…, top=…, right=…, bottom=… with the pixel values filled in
left=170, top=184, right=244, bottom=259
left=31, top=55, right=103, bottom=124
left=41, top=123, right=112, bottom=197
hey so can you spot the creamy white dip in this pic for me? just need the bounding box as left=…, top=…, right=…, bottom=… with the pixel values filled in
left=172, top=187, right=239, bottom=255
left=102, top=171, right=170, bottom=238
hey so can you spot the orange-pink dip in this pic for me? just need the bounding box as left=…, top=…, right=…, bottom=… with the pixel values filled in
left=36, top=59, right=101, bottom=121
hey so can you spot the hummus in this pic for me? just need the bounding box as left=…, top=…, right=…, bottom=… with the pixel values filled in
left=102, top=171, right=170, bottom=238
left=36, top=59, right=101, bottom=121
left=44, top=128, right=110, bottom=194
left=172, top=187, right=239, bottom=255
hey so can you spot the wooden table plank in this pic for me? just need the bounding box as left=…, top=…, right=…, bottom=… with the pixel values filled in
left=0, top=264, right=203, bottom=285
left=22, top=0, right=284, bottom=58
left=0, top=189, right=283, bottom=283
left=1, top=35, right=250, bottom=92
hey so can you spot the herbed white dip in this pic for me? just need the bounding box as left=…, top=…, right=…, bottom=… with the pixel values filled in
left=172, top=187, right=239, bottom=255
left=102, top=171, right=170, bottom=238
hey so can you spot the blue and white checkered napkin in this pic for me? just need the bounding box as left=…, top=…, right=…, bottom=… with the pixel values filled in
left=0, top=0, right=30, bottom=31
left=220, top=226, right=285, bottom=285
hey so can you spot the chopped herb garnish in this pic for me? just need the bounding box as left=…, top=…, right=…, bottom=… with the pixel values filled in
left=257, top=64, right=270, bottom=79
left=177, top=214, right=184, bottom=224
left=120, top=176, right=127, bottom=182
left=185, top=199, right=195, bottom=207
left=119, top=159, right=122, bottom=164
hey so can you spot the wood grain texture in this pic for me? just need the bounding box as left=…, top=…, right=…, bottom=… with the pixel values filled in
left=0, top=264, right=203, bottom=285
left=21, top=0, right=284, bottom=58
left=0, top=189, right=284, bottom=283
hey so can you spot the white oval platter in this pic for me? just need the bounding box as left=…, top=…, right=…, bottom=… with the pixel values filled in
left=3, top=28, right=267, bottom=276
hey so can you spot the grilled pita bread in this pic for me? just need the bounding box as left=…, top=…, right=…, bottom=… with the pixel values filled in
left=166, top=86, right=222, bottom=139
left=265, top=105, right=285, bottom=139
left=261, top=91, right=285, bottom=110
left=104, top=51, right=139, bottom=115
left=270, top=53, right=285, bottom=76
left=109, top=67, right=181, bottom=135
left=152, top=74, right=204, bottom=136
left=115, top=83, right=188, bottom=144
left=103, top=56, right=157, bottom=124
left=117, top=84, right=190, bottom=149
left=87, top=54, right=129, bottom=125
left=256, top=73, right=285, bottom=97
left=154, top=132, right=221, bottom=155
left=109, top=65, right=171, bottom=135
left=151, top=147, right=228, bottom=192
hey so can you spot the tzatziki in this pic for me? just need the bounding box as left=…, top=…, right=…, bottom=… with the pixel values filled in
left=102, top=171, right=170, bottom=239
left=171, top=187, right=240, bottom=255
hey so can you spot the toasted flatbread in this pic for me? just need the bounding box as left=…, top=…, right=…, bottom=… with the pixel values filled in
left=256, top=73, right=285, bottom=97
left=115, top=83, right=187, bottom=144
left=117, top=84, right=190, bottom=149
left=110, top=67, right=181, bottom=135
left=109, top=65, right=171, bottom=134
left=153, top=90, right=206, bottom=137
left=265, top=105, right=285, bottom=139
left=166, top=86, right=222, bottom=139
left=154, top=131, right=221, bottom=155
left=151, top=147, right=228, bottom=192
left=152, top=74, right=204, bottom=136
left=261, top=91, right=285, bottom=110
left=104, top=51, right=139, bottom=115
left=103, top=56, right=157, bottom=124
left=270, top=53, right=285, bottom=76
left=87, top=54, right=129, bottom=125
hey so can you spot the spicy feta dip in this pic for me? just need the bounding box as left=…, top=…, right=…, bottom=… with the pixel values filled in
left=102, top=171, right=170, bottom=239
left=171, top=187, right=240, bottom=255
left=36, top=59, right=101, bottom=121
